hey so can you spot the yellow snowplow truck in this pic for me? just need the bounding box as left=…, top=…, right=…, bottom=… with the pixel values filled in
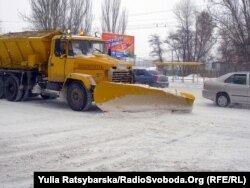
left=0, top=31, right=195, bottom=112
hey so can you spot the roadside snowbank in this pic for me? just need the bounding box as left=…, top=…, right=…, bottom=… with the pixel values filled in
left=0, top=81, right=250, bottom=188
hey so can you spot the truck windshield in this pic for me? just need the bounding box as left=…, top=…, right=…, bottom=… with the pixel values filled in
left=69, top=40, right=105, bottom=56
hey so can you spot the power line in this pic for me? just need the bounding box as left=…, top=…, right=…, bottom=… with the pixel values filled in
left=129, top=9, right=174, bottom=17
left=128, top=22, right=178, bottom=28
left=129, top=3, right=208, bottom=17
left=129, top=19, right=176, bottom=24
left=95, top=3, right=208, bottom=20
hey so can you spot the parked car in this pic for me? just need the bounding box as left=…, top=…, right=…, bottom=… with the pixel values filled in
left=202, top=72, right=250, bottom=107
left=133, top=68, right=169, bottom=88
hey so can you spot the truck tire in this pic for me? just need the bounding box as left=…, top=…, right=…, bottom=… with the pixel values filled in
left=0, top=76, right=4, bottom=99
left=67, top=82, right=92, bottom=111
left=4, top=75, right=23, bottom=101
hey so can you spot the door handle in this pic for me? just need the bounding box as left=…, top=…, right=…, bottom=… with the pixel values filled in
left=50, top=63, right=54, bottom=66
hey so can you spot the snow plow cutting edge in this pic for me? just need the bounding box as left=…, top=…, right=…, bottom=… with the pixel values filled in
left=94, top=82, right=195, bottom=112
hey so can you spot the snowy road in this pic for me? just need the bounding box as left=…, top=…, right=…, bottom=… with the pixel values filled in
left=1, top=81, right=250, bottom=188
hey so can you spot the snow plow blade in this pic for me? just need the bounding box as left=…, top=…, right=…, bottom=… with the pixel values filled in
left=94, top=82, right=195, bottom=112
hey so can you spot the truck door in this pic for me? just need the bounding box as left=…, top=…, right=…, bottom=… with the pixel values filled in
left=48, top=39, right=67, bottom=82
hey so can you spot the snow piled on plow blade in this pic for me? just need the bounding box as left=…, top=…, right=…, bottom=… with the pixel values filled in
left=94, top=82, right=195, bottom=112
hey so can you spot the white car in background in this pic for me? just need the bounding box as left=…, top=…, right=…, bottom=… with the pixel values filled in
left=202, top=72, right=250, bottom=107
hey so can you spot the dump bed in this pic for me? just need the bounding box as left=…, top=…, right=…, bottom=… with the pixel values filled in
left=0, top=30, right=62, bottom=74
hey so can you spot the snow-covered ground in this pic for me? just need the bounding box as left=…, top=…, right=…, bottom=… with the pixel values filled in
left=1, top=80, right=250, bottom=188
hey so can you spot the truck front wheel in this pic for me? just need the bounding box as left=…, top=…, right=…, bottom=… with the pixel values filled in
left=4, top=75, right=23, bottom=101
left=67, top=82, right=92, bottom=111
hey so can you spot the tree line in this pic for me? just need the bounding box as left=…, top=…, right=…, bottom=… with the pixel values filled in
left=149, top=0, right=250, bottom=72
left=1, top=0, right=249, bottom=71
left=20, top=0, right=128, bottom=35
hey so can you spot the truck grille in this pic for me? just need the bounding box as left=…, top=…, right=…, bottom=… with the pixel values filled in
left=112, top=71, right=132, bottom=83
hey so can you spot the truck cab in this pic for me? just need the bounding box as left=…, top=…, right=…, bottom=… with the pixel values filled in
left=48, top=35, right=132, bottom=83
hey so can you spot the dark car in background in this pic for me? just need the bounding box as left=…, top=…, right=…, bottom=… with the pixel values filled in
left=133, top=68, right=169, bottom=88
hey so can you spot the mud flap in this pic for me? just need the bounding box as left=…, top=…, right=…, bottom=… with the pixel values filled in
left=94, top=82, right=195, bottom=112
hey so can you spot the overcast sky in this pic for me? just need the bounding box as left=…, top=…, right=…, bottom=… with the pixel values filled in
left=0, top=0, right=208, bottom=58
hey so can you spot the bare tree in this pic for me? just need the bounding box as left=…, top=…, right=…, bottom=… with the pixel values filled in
left=118, top=9, right=128, bottom=34
left=82, top=1, right=93, bottom=35
left=165, top=0, right=216, bottom=76
left=174, top=0, right=195, bottom=62
left=101, top=0, right=128, bottom=34
left=21, top=0, right=66, bottom=30
left=67, top=0, right=93, bottom=34
left=209, top=0, right=250, bottom=70
left=166, top=1, right=215, bottom=63
left=217, top=33, right=237, bottom=73
left=166, top=30, right=185, bottom=62
left=22, top=0, right=93, bottom=34
left=165, top=0, right=195, bottom=62
left=194, top=11, right=216, bottom=62
left=149, top=34, right=165, bottom=62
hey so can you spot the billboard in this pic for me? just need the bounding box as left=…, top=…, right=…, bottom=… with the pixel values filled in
left=102, top=33, right=135, bottom=58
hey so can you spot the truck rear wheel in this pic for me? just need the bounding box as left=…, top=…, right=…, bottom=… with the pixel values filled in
left=67, top=82, right=92, bottom=111
left=4, top=75, right=23, bottom=101
left=0, top=76, right=4, bottom=99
